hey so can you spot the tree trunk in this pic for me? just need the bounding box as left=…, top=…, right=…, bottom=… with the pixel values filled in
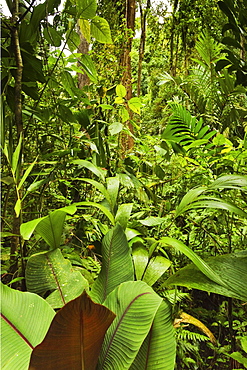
left=77, top=30, right=90, bottom=88
left=10, top=0, right=24, bottom=278
left=169, top=0, right=179, bottom=76
left=137, top=0, right=151, bottom=97
left=120, top=0, right=136, bottom=156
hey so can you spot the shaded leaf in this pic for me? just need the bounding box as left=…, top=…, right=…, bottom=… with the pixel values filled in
left=163, top=252, right=247, bottom=301
left=75, top=201, right=115, bottom=225
left=72, top=159, right=106, bottom=180
left=160, top=237, right=226, bottom=287
left=29, top=292, right=116, bottom=370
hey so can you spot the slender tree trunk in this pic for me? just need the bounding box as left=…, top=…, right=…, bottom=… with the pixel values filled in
left=120, top=0, right=136, bottom=156
left=77, top=31, right=90, bottom=88
left=137, top=0, right=151, bottom=97
left=169, top=0, right=179, bottom=76
left=10, top=0, right=24, bottom=278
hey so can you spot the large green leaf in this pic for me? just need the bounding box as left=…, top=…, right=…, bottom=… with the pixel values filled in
left=35, top=210, right=67, bottom=249
left=160, top=237, right=226, bottom=287
left=26, top=249, right=89, bottom=309
left=115, top=203, right=133, bottom=230
left=29, top=292, right=116, bottom=370
left=91, top=224, right=134, bottom=303
left=1, top=283, right=55, bottom=370
left=91, top=16, right=112, bottom=44
left=132, top=246, right=149, bottom=280
left=143, top=256, right=172, bottom=286
left=176, top=175, right=247, bottom=217
left=20, top=205, right=77, bottom=240
left=98, top=281, right=174, bottom=369
left=130, top=301, right=176, bottom=370
left=163, top=252, right=247, bottom=301
left=72, top=159, right=106, bottom=180
left=80, top=54, right=98, bottom=83
left=180, top=197, right=247, bottom=219
left=208, top=175, right=247, bottom=190
left=132, top=246, right=171, bottom=286
left=106, top=176, right=120, bottom=211
left=77, top=0, right=97, bottom=19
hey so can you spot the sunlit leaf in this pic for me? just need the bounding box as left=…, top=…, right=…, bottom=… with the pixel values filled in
left=91, top=224, right=134, bottom=303
left=26, top=249, right=89, bottom=309
left=99, top=281, right=175, bottom=370
left=116, top=84, right=126, bottom=98
left=1, top=283, right=55, bottom=370
left=91, top=16, right=112, bottom=43
left=128, top=97, right=142, bottom=115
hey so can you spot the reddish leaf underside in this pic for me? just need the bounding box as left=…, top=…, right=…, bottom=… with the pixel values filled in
left=28, top=291, right=116, bottom=370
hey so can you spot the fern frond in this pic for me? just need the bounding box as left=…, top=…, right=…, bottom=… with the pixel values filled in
left=176, top=329, right=210, bottom=343
left=193, top=31, right=223, bottom=68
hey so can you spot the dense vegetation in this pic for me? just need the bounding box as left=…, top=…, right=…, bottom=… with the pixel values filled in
left=1, top=0, right=247, bottom=369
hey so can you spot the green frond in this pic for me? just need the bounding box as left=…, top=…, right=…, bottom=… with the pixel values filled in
left=162, top=104, right=216, bottom=148
left=176, top=329, right=210, bottom=343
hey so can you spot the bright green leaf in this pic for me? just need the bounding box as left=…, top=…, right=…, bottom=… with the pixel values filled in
left=116, top=84, right=126, bottom=98
left=26, top=249, right=89, bottom=309
left=91, top=16, right=112, bottom=43
left=128, top=97, right=142, bottom=115
left=1, top=283, right=55, bottom=370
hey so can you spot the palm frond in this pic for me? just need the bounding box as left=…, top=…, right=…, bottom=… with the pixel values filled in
left=162, top=104, right=216, bottom=148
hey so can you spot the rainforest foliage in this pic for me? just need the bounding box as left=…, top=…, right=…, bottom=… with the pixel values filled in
left=1, top=0, right=247, bottom=369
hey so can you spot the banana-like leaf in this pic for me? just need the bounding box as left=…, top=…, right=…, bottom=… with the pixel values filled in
left=26, top=249, right=89, bottom=309
left=163, top=252, right=247, bottom=301
left=143, top=256, right=172, bottom=286
left=132, top=246, right=171, bottom=286
left=20, top=205, right=77, bottom=241
left=115, top=203, right=133, bottom=230
left=132, top=246, right=149, bottom=280
left=180, top=197, right=247, bottom=219
left=99, top=281, right=174, bottom=369
left=35, top=210, right=67, bottom=249
left=91, top=224, right=134, bottom=303
left=176, top=175, right=247, bottom=217
left=106, top=176, right=120, bottom=211
left=75, top=201, right=115, bottom=225
left=160, top=237, right=226, bottom=287
left=130, top=301, right=176, bottom=370
left=1, top=283, right=55, bottom=370
left=208, top=175, right=247, bottom=190
left=29, top=292, right=116, bottom=370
